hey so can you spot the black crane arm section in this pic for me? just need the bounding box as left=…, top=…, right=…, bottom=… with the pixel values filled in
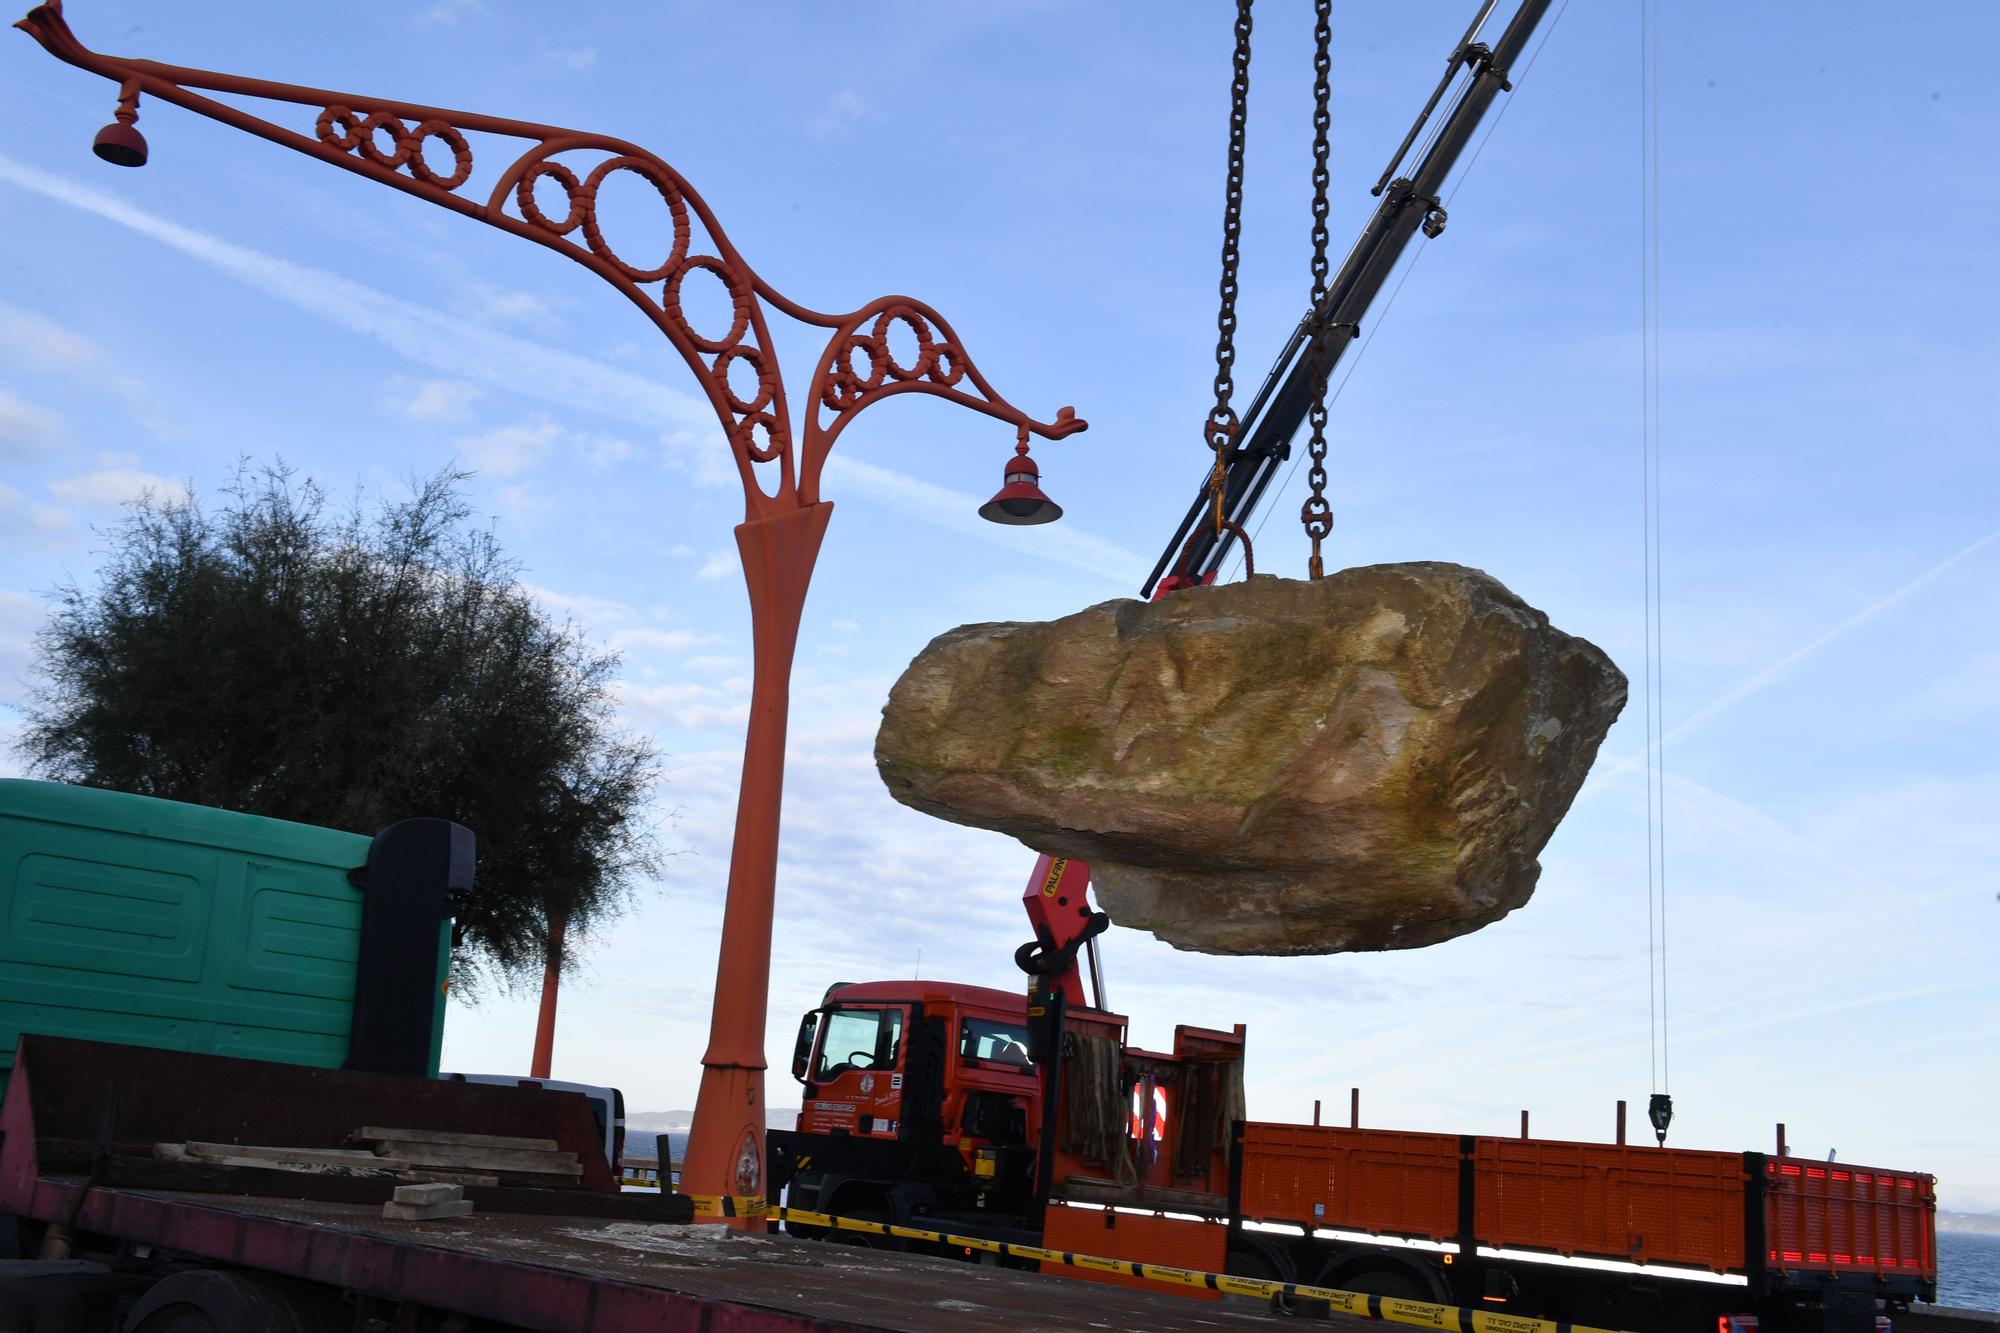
left=1142, top=0, right=1554, bottom=599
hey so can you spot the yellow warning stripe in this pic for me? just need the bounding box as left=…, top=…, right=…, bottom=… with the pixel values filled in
left=680, top=1195, right=1629, bottom=1333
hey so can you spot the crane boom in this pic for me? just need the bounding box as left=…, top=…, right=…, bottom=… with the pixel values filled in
left=1143, top=0, right=1556, bottom=598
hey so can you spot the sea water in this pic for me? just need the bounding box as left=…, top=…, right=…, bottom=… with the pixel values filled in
left=1938, top=1231, right=2000, bottom=1312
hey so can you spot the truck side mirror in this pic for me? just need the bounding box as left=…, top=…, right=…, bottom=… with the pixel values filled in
left=791, top=1011, right=820, bottom=1083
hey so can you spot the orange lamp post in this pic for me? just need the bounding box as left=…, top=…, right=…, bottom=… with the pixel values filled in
left=17, top=0, right=1087, bottom=1211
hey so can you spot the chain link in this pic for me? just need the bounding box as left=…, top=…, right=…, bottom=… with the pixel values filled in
left=1203, top=0, right=1254, bottom=541
left=1300, top=0, right=1335, bottom=579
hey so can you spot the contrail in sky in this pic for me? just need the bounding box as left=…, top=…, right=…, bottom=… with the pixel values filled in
left=0, top=152, right=1147, bottom=588
left=1600, top=526, right=2000, bottom=778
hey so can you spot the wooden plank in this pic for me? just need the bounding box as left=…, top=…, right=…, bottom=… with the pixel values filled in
left=352, top=1126, right=558, bottom=1153
left=392, top=1182, right=462, bottom=1206
left=372, top=1141, right=579, bottom=1175
left=382, top=1198, right=475, bottom=1221
left=183, top=1142, right=407, bottom=1170
left=191, top=1154, right=405, bottom=1176
left=93, top=1154, right=695, bottom=1222
left=101, top=1155, right=411, bottom=1204
left=397, top=1168, right=499, bottom=1188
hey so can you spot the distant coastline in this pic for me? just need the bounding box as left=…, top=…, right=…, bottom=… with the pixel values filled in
left=1941, top=1212, right=2000, bottom=1237
left=626, top=1108, right=799, bottom=1135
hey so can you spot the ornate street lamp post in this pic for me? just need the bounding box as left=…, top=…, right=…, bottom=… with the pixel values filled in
left=16, top=1, right=1087, bottom=1210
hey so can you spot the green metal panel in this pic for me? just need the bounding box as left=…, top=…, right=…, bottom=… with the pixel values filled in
left=0, top=779, right=452, bottom=1100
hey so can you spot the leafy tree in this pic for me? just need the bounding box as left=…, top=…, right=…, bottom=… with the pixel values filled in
left=17, top=463, right=662, bottom=990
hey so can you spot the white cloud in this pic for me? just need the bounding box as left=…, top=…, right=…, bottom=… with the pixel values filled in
left=493, top=483, right=552, bottom=519
left=0, top=303, right=103, bottom=371
left=457, top=419, right=562, bottom=478
left=447, top=413, right=630, bottom=475
left=684, top=654, right=745, bottom=676
left=521, top=584, right=637, bottom=627
left=0, top=484, right=71, bottom=545
left=543, top=45, right=599, bottom=73
left=0, top=589, right=45, bottom=697
left=0, top=388, right=61, bottom=455
left=47, top=468, right=175, bottom=507
left=695, top=550, right=739, bottom=581
left=0, top=302, right=172, bottom=435
left=611, top=627, right=722, bottom=656
left=581, top=435, right=635, bottom=467
left=811, top=89, right=870, bottom=142
left=414, top=0, right=487, bottom=27
left=396, top=378, right=482, bottom=423
left=829, top=618, right=858, bottom=634
left=475, top=288, right=553, bottom=325
left=614, top=679, right=750, bottom=732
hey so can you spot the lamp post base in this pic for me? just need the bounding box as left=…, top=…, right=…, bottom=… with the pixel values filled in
left=683, top=1060, right=768, bottom=1218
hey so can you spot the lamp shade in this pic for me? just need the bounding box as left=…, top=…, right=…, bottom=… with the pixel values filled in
left=978, top=450, right=1061, bottom=525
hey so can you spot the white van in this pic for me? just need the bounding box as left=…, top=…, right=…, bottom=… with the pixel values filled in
left=442, top=1073, right=625, bottom=1180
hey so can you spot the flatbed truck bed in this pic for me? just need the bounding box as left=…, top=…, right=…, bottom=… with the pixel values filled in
left=3, top=1034, right=1373, bottom=1331
left=14, top=1177, right=1361, bottom=1332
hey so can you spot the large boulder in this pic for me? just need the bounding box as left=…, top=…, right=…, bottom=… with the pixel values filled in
left=875, top=563, right=1625, bottom=955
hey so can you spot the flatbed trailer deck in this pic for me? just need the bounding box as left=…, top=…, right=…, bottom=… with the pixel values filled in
left=13, top=1179, right=1369, bottom=1332
left=2, top=1034, right=1373, bottom=1331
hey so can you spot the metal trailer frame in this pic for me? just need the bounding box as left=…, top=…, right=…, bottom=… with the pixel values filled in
left=0, top=1035, right=1345, bottom=1332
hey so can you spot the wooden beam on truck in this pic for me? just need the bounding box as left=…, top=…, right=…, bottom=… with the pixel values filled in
left=367, top=1141, right=580, bottom=1177
left=181, top=1142, right=409, bottom=1170
left=94, top=1154, right=694, bottom=1222
left=351, top=1126, right=559, bottom=1153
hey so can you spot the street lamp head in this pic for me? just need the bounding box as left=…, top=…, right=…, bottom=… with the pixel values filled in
left=978, top=438, right=1062, bottom=526
left=92, top=119, right=147, bottom=167
left=92, top=82, right=146, bottom=167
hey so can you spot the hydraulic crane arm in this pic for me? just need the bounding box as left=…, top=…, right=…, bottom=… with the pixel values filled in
left=1143, top=0, right=1555, bottom=598
left=1014, top=855, right=1109, bottom=1010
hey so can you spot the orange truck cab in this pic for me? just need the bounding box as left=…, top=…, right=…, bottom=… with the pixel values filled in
left=773, top=979, right=1062, bottom=1231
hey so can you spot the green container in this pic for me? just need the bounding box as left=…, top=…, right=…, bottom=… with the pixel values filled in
left=0, top=779, right=451, bottom=1102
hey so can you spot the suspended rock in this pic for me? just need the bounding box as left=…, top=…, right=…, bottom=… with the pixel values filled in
left=875, top=563, right=1626, bottom=955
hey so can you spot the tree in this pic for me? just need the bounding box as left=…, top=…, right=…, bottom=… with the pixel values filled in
left=17, top=463, right=662, bottom=990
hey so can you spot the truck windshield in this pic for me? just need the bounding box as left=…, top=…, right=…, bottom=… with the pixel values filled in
left=813, top=1007, right=902, bottom=1079
left=960, top=1017, right=1031, bottom=1065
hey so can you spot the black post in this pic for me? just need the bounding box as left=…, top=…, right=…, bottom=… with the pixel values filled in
left=345, top=818, right=474, bottom=1077
left=1026, top=982, right=1067, bottom=1208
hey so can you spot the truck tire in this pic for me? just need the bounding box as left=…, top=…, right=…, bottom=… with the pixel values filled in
left=826, top=1205, right=892, bottom=1250
left=123, top=1270, right=346, bottom=1333
left=1312, top=1254, right=1447, bottom=1303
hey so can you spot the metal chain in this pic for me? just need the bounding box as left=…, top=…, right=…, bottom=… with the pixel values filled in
left=1204, top=0, right=1255, bottom=542
left=1300, top=0, right=1335, bottom=579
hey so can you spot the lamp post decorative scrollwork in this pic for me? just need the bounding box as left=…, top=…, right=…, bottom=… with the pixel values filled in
left=16, top=0, right=1087, bottom=1211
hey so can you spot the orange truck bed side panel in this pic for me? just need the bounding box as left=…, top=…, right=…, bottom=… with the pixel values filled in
left=1764, top=1158, right=1936, bottom=1282
left=1472, top=1137, right=1746, bottom=1272
left=1238, top=1124, right=1460, bottom=1242
left=1040, top=1203, right=1227, bottom=1300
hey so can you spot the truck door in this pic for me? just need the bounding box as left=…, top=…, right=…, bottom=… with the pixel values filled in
left=799, top=1004, right=908, bottom=1139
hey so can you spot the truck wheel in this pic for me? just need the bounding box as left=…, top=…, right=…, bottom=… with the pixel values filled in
left=1313, top=1257, right=1444, bottom=1303
left=124, top=1270, right=345, bottom=1333
left=827, top=1206, right=892, bottom=1250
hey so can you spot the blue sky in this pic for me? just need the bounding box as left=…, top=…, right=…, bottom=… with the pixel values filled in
left=3, top=2, right=1995, bottom=1209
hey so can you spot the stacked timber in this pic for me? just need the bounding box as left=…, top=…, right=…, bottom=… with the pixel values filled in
left=350, top=1126, right=582, bottom=1187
